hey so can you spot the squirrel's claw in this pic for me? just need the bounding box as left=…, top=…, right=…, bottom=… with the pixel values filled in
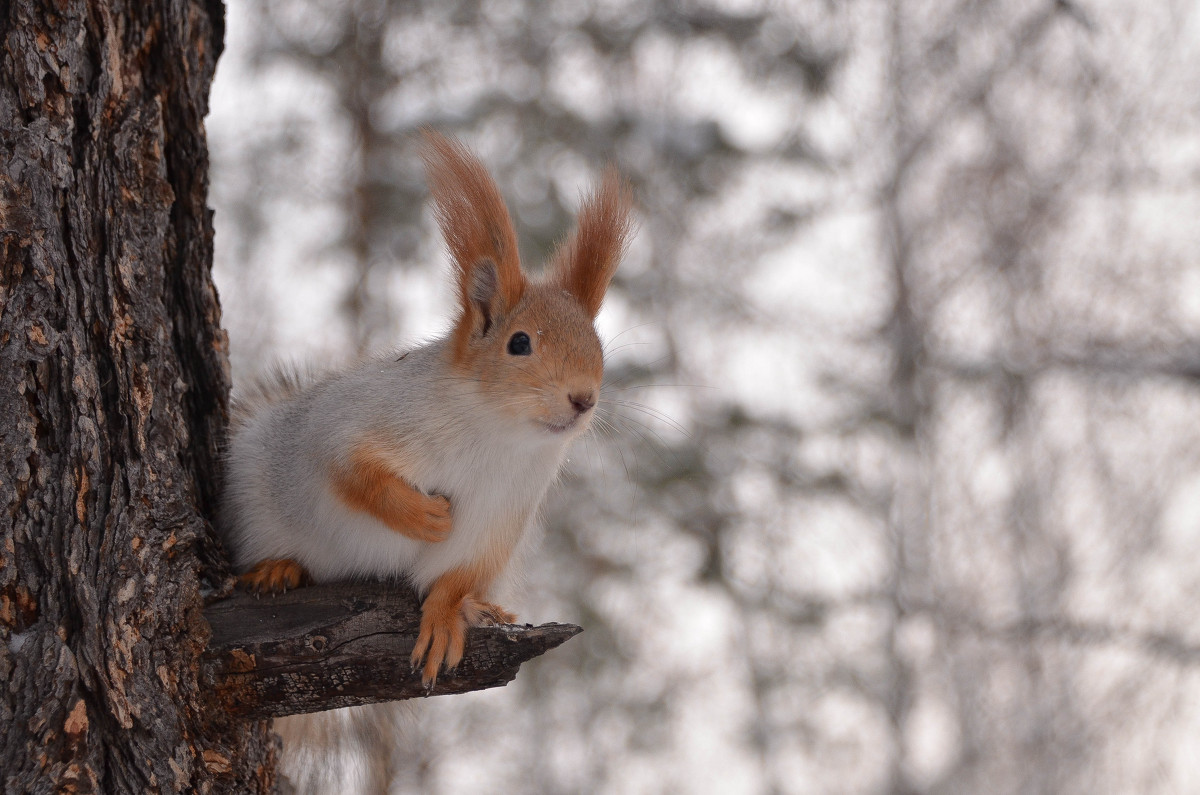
left=239, top=558, right=311, bottom=594
left=463, top=598, right=517, bottom=627
left=411, top=600, right=467, bottom=687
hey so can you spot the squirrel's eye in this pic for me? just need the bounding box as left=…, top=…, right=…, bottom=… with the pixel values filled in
left=507, top=331, right=532, bottom=356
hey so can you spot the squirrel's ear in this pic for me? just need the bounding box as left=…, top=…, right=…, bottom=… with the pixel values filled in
left=465, top=258, right=500, bottom=337
left=421, top=129, right=526, bottom=346
left=547, top=166, right=635, bottom=319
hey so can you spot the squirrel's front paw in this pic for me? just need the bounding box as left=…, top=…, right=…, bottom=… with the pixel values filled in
left=410, top=600, right=466, bottom=687
left=239, top=558, right=311, bottom=594
left=407, top=493, right=452, bottom=543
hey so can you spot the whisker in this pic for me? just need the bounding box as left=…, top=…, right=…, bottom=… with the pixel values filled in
left=588, top=414, right=634, bottom=484
left=598, top=412, right=677, bottom=469
left=601, top=383, right=714, bottom=393
left=601, top=340, right=654, bottom=358
left=606, top=399, right=693, bottom=439
left=603, top=429, right=636, bottom=491
left=602, top=322, right=663, bottom=352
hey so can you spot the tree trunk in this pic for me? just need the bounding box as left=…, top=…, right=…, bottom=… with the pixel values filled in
left=1, top=1, right=277, bottom=792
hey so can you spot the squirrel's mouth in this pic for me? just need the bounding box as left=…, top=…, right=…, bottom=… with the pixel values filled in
left=539, top=416, right=581, bottom=434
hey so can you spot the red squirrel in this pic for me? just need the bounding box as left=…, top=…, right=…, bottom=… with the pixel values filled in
left=219, top=131, right=634, bottom=685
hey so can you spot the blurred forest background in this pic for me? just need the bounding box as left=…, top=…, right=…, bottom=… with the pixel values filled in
left=205, top=0, right=1200, bottom=792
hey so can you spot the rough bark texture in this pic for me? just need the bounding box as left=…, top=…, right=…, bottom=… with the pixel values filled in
left=204, top=583, right=583, bottom=721
left=0, top=1, right=278, bottom=792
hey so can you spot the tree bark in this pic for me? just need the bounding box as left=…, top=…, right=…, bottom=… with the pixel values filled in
left=1, top=1, right=278, bottom=792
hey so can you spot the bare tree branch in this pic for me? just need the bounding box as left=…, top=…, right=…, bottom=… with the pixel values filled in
left=202, top=583, right=582, bottom=721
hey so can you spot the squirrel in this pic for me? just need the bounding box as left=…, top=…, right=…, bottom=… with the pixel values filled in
left=218, top=130, right=634, bottom=685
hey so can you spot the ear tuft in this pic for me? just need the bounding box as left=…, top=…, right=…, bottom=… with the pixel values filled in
left=547, top=166, right=635, bottom=319
left=421, top=129, right=526, bottom=356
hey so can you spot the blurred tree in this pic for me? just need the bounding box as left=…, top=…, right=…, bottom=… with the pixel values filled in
left=209, top=0, right=1200, bottom=793
left=871, top=1, right=1200, bottom=791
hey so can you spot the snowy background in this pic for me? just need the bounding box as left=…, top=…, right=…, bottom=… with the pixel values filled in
left=207, top=1, right=1200, bottom=792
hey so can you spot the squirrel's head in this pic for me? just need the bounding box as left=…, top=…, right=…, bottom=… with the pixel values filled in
left=422, top=131, right=634, bottom=439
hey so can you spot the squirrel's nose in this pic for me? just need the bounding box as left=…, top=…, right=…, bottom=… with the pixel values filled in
left=569, top=391, right=596, bottom=414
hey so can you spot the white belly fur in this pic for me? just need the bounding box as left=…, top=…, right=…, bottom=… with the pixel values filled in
left=222, top=388, right=566, bottom=597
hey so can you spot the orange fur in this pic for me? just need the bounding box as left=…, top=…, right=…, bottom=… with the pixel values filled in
left=447, top=285, right=605, bottom=423
left=240, top=558, right=311, bottom=594
left=421, top=130, right=527, bottom=362
left=330, top=444, right=452, bottom=543
left=409, top=558, right=516, bottom=685
left=547, top=166, right=635, bottom=318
